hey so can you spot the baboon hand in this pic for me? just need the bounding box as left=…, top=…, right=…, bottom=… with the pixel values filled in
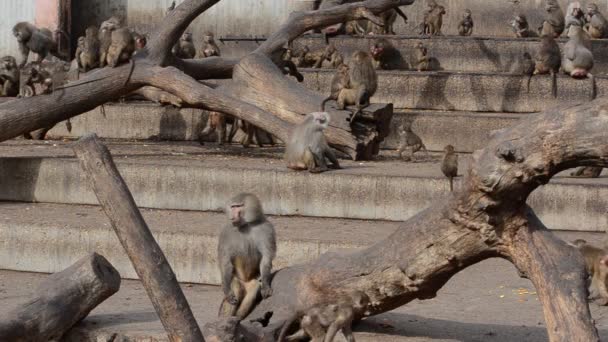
left=261, top=283, right=273, bottom=298
left=226, top=292, right=239, bottom=305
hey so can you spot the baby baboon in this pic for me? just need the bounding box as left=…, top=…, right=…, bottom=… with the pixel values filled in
left=218, top=193, right=276, bottom=319
left=397, top=122, right=429, bottom=161
left=12, top=22, right=58, bottom=67
left=285, top=112, right=341, bottom=173
left=586, top=3, right=608, bottom=39
left=441, top=144, right=458, bottom=192
left=573, top=239, right=608, bottom=305
left=200, top=32, right=221, bottom=58
left=540, top=0, right=565, bottom=37
left=562, top=24, right=594, bottom=80
left=271, top=47, right=304, bottom=82
left=321, top=63, right=350, bottom=111
left=0, top=56, right=20, bottom=97
left=199, top=112, right=228, bottom=145
left=337, top=51, right=377, bottom=122
left=458, top=9, right=474, bottom=36
left=427, top=4, right=446, bottom=36
left=79, top=26, right=101, bottom=72
left=106, top=28, right=135, bottom=67
left=534, top=22, right=561, bottom=97
left=414, top=41, right=430, bottom=71
left=418, top=0, right=438, bottom=35
left=511, top=14, right=536, bottom=38
left=172, top=32, right=196, bottom=59
left=570, top=167, right=603, bottom=178
left=565, top=2, right=586, bottom=34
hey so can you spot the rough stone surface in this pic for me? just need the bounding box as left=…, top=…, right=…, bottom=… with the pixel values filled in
left=0, top=141, right=604, bottom=232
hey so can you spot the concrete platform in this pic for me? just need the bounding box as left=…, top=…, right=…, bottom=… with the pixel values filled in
left=220, top=35, right=608, bottom=75
left=4, top=233, right=608, bottom=342
left=0, top=141, right=605, bottom=232
left=302, top=69, right=604, bottom=113
left=45, top=102, right=524, bottom=152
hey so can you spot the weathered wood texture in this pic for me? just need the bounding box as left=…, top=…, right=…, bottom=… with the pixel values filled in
left=73, top=134, right=204, bottom=342
left=0, top=253, right=120, bottom=342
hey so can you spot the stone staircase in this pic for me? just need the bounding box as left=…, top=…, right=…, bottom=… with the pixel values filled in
left=1, top=34, right=606, bottom=287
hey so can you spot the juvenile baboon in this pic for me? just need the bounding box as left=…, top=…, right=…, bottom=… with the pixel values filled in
left=370, top=38, right=405, bottom=70
left=458, top=9, right=474, bottom=36
left=540, top=0, right=565, bottom=37
left=562, top=24, right=594, bottom=80
left=585, top=3, right=608, bottom=39
left=427, top=4, right=446, bottom=36
left=12, top=22, right=59, bottom=67
left=534, top=22, right=561, bottom=97
left=167, top=0, right=176, bottom=12
left=172, top=32, right=196, bottom=59
left=218, top=193, right=276, bottom=319
left=414, top=41, right=430, bottom=71
left=0, top=56, right=20, bottom=97
left=106, top=28, right=135, bottom=67
left=200, top=32, right=221, bottom=58
left=572, top=239, right=608, bottom=305
left=278, top=291, right=370, bottom=342
left=511, top=14, right=537, bottom=38
left=397, top=122, right=429, bottom=161
left=321, top=63, right=350, bottom=110
left=565, top=2, right=586, bottom=33
left=79, top=26, right=101, bottom=72
left=337, top=51, right=377, bottom=122
left=570, top=166, right=603, bottom=178
left=133, top=32, right=147, bottom=52
left=199, top=112, right=228, bottom=145
left=271, top=47, right=304, bottom=82
left=285, top=112, right=341, bottom=173
left=441, top=144, right=458, bottom=192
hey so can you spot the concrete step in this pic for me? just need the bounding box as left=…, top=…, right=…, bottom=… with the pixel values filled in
left=0, top=141, right=605, bottom=232
left=46, top=102, right=523, bottom=153
left=220, top=35, right=608, bottom=75
left=0, top=202, right=398, bottom=284
left=301, top=68, right=603, bottom=113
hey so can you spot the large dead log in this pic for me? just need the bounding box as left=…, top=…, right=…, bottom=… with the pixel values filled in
left=73, top=134, right=204, bottom=342
left=0, top=253, right=120, bottom=342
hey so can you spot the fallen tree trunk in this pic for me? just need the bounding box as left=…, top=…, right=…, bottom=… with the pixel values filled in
left=0, top=253, right=120, bottom=342
left=73, top=134, right=204, bottom=342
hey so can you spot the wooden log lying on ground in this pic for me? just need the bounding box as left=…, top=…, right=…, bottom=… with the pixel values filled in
left=0, top=253, right=120, bottom=342
left=73, top=133, right=204, bottom=342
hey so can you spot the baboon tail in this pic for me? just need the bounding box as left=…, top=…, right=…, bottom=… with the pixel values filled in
left=449, top=177, right=454, bottom=192
left=321, top=97, right=332, bottom=111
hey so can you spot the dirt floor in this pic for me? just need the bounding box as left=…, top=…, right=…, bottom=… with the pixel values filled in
left=1, top=231, right=608, bottom=341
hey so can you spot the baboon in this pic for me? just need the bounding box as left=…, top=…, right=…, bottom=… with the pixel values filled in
left=133, top=32, right=147, bottom=52
left=79, top=26, right=101, bottom=72
left=106, top=28, right=135, bottom=67
left=534, top=22, right=561, bottom=97
left=199, top=112, right=228, bottom=145
left=200, top=32, right=221, bottom=58
left=511, top=14, right=537, bottom=38
left=414, top=41, right=430, bottom=71
left=278, top=291, right=370, bottom=342
left=172, top=32, right=196, bottom=59
left=418, top=0, right=438, bottom=35
left=271, top=47, right=304, bottom=82
left=295, top=44, right=342, bottom=69
left=99, top=17, right=122, bottom=68
left=458, top=9, right=474, bottom=36
left=130, top=86, right=183, bottom=107
left=370, top=38, right=405, bottom=70
left=285, top=112, right=341, bottom=173
left=427, top=4, right=446, bottom=36
left=12, top=22, right=59, bottom=67
left=368, top=8, right=409, bottom=35
left=167, top=0, right=176, bottom=12
left=572, top=239, right=608, bottom=305
left=519, top=52, right=535, bottom=92
left=540, top=0, right=565, bottom=37
left=313, top=44, right=343, bottom=69
left=218, top=193, right=276, bottom=319
left=231, top=119, right=275, bottom=148
left=565, top=2, right=586, bottom=33
left=441, top=144, right=458, bottom=192
left=586, top=3, right=608, bottom=39
left=321, top=63, right=350, bottom=110
left=337, top=51, right=377, bottom=122
left=570, top=167, right=603, bottom=178
left=19, top=63, right=52, bottom=97
left=397, top=122, right=429, bottom=161
left=0, top=56, right=20, bottom=97
left=562, top=24, right=594, bottom=80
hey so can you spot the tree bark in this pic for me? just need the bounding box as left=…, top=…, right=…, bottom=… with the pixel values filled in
left=0, top=253, right=120, bottom=342
left=73, top=134, right=204, bottom=342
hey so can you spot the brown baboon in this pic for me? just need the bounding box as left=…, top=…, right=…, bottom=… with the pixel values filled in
left=218, top=193, right=276, bottom=319
left=534, top=22, right=561, bottom=97
left=418, top=0, right=438, bottom=35
left=586, top=3, right=608, bottom=39
left=321, top=63, right=350, bottom=111
left=98, top=17, right=122, bottom=68
left=540, top=0, right=565, bottom=37
left=572, top=239, right=608, bottom=305
left=458, top=9, right=474, bottom=36
left=414, top=41, right=430, bottom=71
left=337, top=51, right=377, bottom=122
left=397, top=122, right=429, bottom=161
left=12, top=22, right=59, bottom=67
left=0, top=56, right=20, bottom=97
left=511, top=14, right=537, bottom=38
left=570, top=167, right=603, bottom=178
left=172, top=32, right=196, bottom=59
left=285, top=112, right=341, bottom=173
left=79, top=26, right=101, bottom=72
left=441, top=144, right=458, bottom=192
left=199, top=112, right=228, bottom=145
left=271, top=47, right=304, bottom=82
left=106, top=28, right=135, bottom=67
left=200, top=32, right=221, bottom=58
left=427, top=5, right=446, bottom=36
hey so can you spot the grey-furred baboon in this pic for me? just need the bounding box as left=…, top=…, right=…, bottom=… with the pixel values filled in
left=337, top=51, right=377, bottom=123
left=565, top=2, right=586, bottom=34
left=441, top=144, right=458, bottom=192
left=218, top=193, right=276, bottom=319
left=511, top=14, right=537, bottom=38
left=12, top=22, right=59, bottom=68
left=540, top=0, right=565, bottom=37
left=572, top=239, right=608, bottom=305
left=458, top=9, right=474, bottom=36
left=397, top=122, right=429, bottom=161
left=562, top=23, right=594, bottom=98
left=172, top=32, right=196, bottom=59
left=586, top=3, right=608, bottom=39
left=414, top=41, right=430, bottom=71
left=285, top=112, right=341, bottom=173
